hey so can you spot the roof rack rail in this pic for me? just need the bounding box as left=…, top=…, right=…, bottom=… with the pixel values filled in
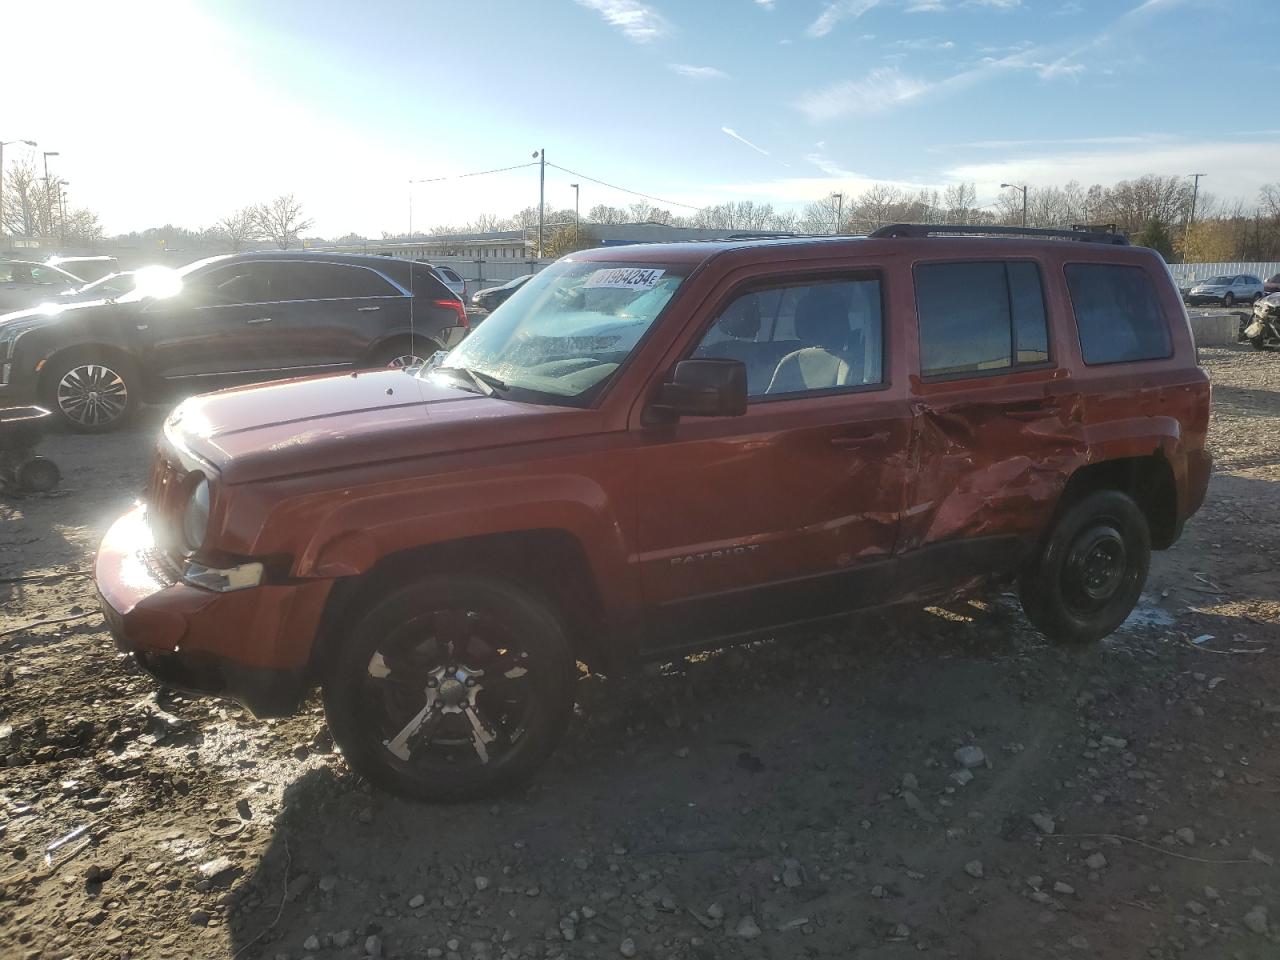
left=867, top=223, right=1129, bottom=245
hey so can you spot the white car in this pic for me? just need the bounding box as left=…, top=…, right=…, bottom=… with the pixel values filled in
left=417, top=261, right=467, bottom=301
left=0, top=260, right=82, bottom=313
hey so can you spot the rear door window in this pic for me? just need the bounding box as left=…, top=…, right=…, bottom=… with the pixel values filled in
left=914, top=260, right=1050, bottom=377
left=188, top=263, right=270, bottom=305
left=1065, top=263, right=1172, bottom=365
left=267, top=262, right=399, bottom=301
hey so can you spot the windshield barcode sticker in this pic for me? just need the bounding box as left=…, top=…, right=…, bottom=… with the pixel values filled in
left=583, top=268, right=666, bottom=290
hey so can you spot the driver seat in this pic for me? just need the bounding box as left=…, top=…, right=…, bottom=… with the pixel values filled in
left=766, top=288, right=856, bottom=394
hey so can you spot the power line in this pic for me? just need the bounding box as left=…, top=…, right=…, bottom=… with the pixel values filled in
left=409, top=161, right=539, bottom=185
left=545, top=162, right=703, bottom=211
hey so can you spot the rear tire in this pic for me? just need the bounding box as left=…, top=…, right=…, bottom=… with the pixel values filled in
left=1019, top=490, right=1150, bottom=645
left=17, top=457, right=60, bottom=493
left=323, top=574, right=576, bottom=802
left=42, top=351, right=139, bottom=433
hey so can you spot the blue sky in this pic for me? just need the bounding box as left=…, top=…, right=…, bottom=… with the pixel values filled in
left=8, top=0, right=1278, bottom=235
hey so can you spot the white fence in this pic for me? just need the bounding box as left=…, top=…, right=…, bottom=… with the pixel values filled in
left=1166, top=261, right=1280, bottom=283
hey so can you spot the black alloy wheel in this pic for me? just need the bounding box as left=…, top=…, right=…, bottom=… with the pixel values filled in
left=323, top=574, right=575, bottom=801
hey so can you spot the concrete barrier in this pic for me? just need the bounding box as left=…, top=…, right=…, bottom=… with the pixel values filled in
left=1189, top=311, right=1244, bottom=346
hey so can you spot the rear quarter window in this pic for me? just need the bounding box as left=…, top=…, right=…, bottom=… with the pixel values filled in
left=1065, top=263, right=1172, bottom=365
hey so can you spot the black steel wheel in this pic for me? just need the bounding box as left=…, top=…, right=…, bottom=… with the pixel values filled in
left=17, top=457, right=60, bottom=493
left=43, top=354, right=138, bottom=432
left=1019, top=490, right=1150, bottom=645
left=323, top=574, right=575, bottom=801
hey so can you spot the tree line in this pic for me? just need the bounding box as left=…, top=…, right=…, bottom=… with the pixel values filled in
left=411, top=175, right=1280, bottom=263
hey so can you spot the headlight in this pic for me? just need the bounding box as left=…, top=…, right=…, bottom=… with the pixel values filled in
left=182, top=478, right=211, bottom=553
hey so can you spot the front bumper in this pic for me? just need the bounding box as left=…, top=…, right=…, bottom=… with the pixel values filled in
left=95, top=505, right=332, bottom=717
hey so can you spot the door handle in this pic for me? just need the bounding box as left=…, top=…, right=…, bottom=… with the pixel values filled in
left=356, top=305, right=381, bottom=312
left=245, top=317, right=272, bottom=325
left=830, top=431, right=889, bottom=449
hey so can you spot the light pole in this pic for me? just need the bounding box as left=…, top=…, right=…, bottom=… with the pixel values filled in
left=1000, top=182, right=1028, bottom=228
left=831, top=192, right=844, bottom=235
left=0, top=138, right=37, bottom=238
left=1184, top=173, right=1206, bottom=249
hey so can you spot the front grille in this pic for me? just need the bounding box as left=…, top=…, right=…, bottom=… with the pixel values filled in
left=146, top=451, right=188, bottom=563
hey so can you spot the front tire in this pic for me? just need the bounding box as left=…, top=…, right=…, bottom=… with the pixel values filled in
left=369, top=338, right=441, bottom=370
left=42, top=352, right=139, bottom=432
left=1019, top=490, right=1151, bottom=645
left=1223, top=293, right=1235, bottom=307
left=323, top=574, right=576, bottom=802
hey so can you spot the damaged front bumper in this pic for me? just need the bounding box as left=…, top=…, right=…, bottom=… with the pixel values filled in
left=95, top=505, right=332, bottom=717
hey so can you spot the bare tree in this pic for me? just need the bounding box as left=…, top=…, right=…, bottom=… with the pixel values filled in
left=943, top=183, right=977, bottom=224
left=1, top=160, right=58, bottom=237
left=586, top=204, right=627, bottom=225
left=254, top=194, right=313, bottom=249
left=217, top=206, right=260, bottom=252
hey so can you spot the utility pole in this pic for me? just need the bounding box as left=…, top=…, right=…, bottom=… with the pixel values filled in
left=58, top=181, right=68, bottom=247
left=571, top=182, right=580, bottom=244
left=533, top=148, right=546, bottom=257
left=832, top=192, right=844, bottom=235
left=1184, top=173, right=1206, bottom=248
left=0, top=139, right=37, bottom=239
left=42, top=151, right=59, bottom=241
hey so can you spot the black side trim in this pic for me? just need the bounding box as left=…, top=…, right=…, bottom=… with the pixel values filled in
left=642, top=535, right=1029, bottom=658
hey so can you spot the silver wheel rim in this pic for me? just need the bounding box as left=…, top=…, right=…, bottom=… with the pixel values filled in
left=387, top=354, right=426, bottom=369
left=56, top=363, right=128, bottom=426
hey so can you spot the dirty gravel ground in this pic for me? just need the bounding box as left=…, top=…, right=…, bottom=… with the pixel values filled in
left=2, top=345, right=1279, bottom=960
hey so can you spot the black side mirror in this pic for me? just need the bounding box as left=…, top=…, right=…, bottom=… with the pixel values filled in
left=652, top=358, right=747, bottom=418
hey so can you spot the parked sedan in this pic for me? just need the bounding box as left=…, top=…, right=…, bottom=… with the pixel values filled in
left=471, top=272, right=533, bottom=312
left=1186, top=274, right=1265, bottom=306
left=46, top=255, right=120, bottom=283
left=0, top=260, right=82, bottom=313
left=1265, top=272, right=1280, bottom=295
left=57, top=271, right=137, bottom=302
left=0, top=252, right=469, bottom=431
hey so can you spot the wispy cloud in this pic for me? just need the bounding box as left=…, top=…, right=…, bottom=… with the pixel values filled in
left=889, top=36, right=955, bottom=50
left=668, top=63, right=729, bottom=80
left=905, top=1, right=946, bottom=10
left=721, top=126, right=771, bottom=156
left=795, top=66, right=930, bottom=121
left=574, top=0, right=672, bottom=43
left=966, top=0, right=1021, bottom=8
left=806, top=0, right=880, bottom=38
left=941, top=134, right=1172, bottom=151
left=753, top=0, right=776, bottom=8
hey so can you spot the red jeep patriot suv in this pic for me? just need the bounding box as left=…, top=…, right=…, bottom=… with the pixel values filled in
left=96, top=225, right=1211, bottom=801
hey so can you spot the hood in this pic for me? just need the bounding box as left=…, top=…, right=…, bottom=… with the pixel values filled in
left=168, top=368, right=600, bottom=485
left=0, top=297, right=121, bottom=328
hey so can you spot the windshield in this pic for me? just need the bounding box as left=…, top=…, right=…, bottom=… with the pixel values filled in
left=1206, top=275, right=1232, bottom=285
left=429, top=259, right=686, bottom=404
left=75, top=271, right=135, bottom=295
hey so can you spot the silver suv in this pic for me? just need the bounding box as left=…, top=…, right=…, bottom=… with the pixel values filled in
left=1186, top=273, right=1264, bottom=307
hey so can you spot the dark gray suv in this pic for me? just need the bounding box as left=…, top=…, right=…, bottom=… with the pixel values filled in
left=0, top=252, right=468, bottom=431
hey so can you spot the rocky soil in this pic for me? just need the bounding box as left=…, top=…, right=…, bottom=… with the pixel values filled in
left=2, top=345, right=1279, bottom=960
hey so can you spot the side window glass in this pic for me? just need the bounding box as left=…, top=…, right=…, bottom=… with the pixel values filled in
left=1065, top=264, right=1172, bottom=365
left=691, top=278, right=883, bottom=398
left=188, top=265, right=268, bottom=305
left=915, top=260, right=1049, bottom=377
left=1008, top=262, right=1049, bottom=363
left=270, top=263, right=398, bottom=301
